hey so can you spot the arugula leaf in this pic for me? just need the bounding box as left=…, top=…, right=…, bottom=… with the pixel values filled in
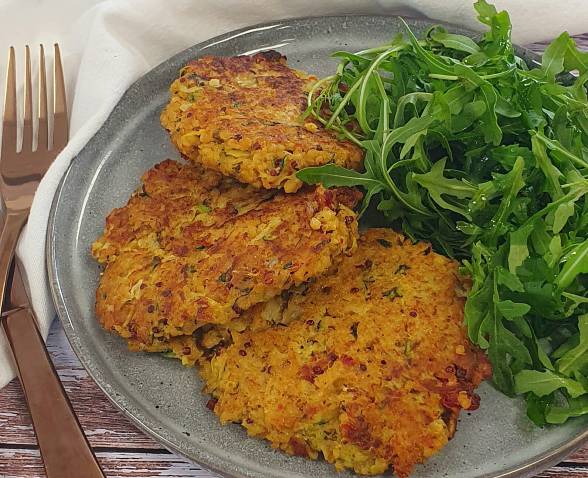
left=412, top=158, right=476, bottom=217
left=564, top=38, right=588, bottom=74
left=542, top=32, right=570, bottom=81
left=546, top=396, right=588, bottom=424
left=474, top=0, right=498, bottom=26
left=296, top=163, right=382, bottom=189
left=526, top=393, right=551, bottom=426
left=497, top=300, right=531, bottom=320
left=508, top=222, right=535, bottom=273
left=515, top=369, right=585, bottom=398
left=429, top=27, right=481, bottom=55
left=556, top=314, right=588, bottom=377
left=453, top=64, right=502, bottom=145
left=556, top=240, right=588, bottom=290
left=553, top=202, right=575, bottom=234
left=496, top=266, right=525, bottom=292
left=401, top=19, right=455, bottom=76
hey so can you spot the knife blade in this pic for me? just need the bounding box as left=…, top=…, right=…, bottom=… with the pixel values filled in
left=2, top=257, right=30, bottom=315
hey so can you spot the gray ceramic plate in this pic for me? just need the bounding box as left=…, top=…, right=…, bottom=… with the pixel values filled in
left=47, top=15, right=588, bottom=478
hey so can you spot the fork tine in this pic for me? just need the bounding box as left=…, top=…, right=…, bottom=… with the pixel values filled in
left=22, top=46, right=33, bottom=153
left=37, top=45, right=48, bottom=152
left=52, top=43, right=68, bottom=153
left=1, top=47, right=17, bottom=157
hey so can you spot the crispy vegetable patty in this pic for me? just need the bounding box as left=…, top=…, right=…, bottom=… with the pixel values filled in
left=200, top=229, right=491, bottom=477
left=92, top=159, right=360, bottom=351
left=160, top=51, right=363, bottom=192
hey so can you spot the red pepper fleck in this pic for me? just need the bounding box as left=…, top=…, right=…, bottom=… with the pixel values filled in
left=239, top=350, right=247, bottom=357
left=341, top=355, right=355, bottom=366
left=174, top=245, right=189, bottom=256
left=409, top=310, right=417, bottom=317
left=345, top=216, right=354, bottom=225
left=244, top=341, right=252, bottom=348
left=206, top=398, right=217, bottom=410
left=359, top=364, right=367, bottom=372
left=323, top=189, right=334, bottom=208
left=468, top=393, right=481, bottom=410
left=147, top=304, right=155, bottom=313
left=183, top=347, right=192, bottom=355
left=312, top=365, right=324, bottom=375
left=350, top=287, right=360, bottom=293
left=306, top=319, right=315, bottom=326
left=299, top=365, right=315, bottom=383
left=441, top=393, right=460, bottom=409
left=355, top=259, right=373, bottom=270
left=289, top=438, right=309, bottom=457
left=455, top=365, right=468, bottom=380
left=312, top=240, right=329, bottom=253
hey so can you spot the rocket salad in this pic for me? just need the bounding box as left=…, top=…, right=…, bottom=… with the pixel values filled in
left=298, top=0, right=588, bottom=425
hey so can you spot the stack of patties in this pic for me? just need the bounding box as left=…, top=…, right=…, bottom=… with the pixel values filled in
left=92, top=160, right=361, bottom=365
left=92, top=51, right=491, bottom=477
left=93, top=51, right=364, bottom=365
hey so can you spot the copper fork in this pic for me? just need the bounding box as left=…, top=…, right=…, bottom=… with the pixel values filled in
left=0, top=45, right=105, bottom=478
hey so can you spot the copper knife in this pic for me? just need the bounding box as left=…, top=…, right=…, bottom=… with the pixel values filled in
left=1, top=258, right=106, bottom=477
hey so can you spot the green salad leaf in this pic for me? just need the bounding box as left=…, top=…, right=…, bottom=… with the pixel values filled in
left=298, top=0, right=588, bottom=424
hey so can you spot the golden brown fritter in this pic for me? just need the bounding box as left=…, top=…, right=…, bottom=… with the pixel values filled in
left=160, top=51, right=363, bottom=192
left=150, top=293, right=299, bottom=366
left=92, top=159, right=360, bottom=351
left=200, top=229, right=492, bottom=477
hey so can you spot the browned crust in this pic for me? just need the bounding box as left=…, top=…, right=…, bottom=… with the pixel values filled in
left=200, top=229, right=492, bottom=477
left=92, top=159, right=361, bottom=349
left=160, top=51, right=363, bottom=192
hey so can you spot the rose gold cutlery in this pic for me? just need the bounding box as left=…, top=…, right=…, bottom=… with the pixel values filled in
left=0, top=44, right=105, bottom=478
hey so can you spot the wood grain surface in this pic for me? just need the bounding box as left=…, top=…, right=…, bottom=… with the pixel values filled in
left=1, top=33, right=588, bottom=478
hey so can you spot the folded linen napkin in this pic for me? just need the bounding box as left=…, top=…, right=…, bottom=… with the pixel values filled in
left=0, top=0, right=586, bottom=388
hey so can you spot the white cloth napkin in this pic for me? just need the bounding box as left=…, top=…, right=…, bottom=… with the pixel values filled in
left=0, top=0, right=586, bottom=389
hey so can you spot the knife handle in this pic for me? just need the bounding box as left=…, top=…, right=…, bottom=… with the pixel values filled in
left=2, top=308, right=106, bottom=478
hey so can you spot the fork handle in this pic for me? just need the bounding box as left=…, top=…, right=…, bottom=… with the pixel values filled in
left=2, top=308, right=106, bottom=478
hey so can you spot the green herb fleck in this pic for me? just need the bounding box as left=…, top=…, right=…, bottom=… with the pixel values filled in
left=382, top=287, right=402, bottom=300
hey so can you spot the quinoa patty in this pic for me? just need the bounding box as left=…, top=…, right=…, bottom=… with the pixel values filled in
left=200, top=229, right=492, bottom=477
left=92, top=159, right=360, bottom=351
left=160, top=51, right=363, bottom=192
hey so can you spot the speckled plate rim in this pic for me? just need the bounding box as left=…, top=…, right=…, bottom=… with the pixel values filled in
left=47, top=14, right=588, bottom=478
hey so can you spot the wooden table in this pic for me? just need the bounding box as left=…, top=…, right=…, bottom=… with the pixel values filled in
left=1, top=34, right=588, bottom=478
